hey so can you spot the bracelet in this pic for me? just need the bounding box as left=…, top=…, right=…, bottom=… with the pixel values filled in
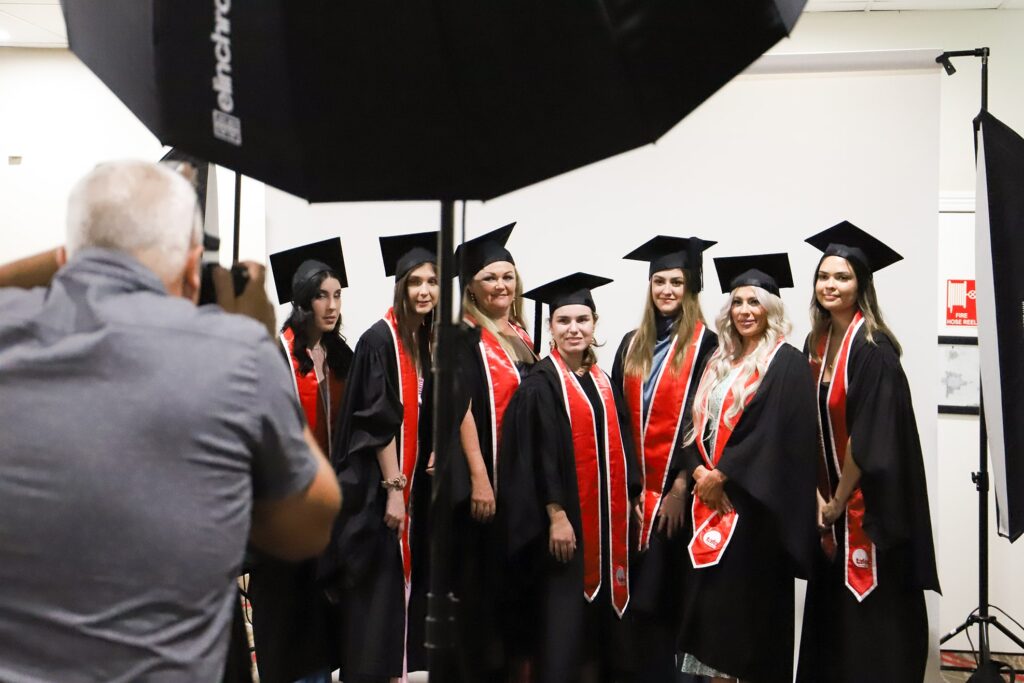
left=667, top=491, right=684, bottom=500
left=380, top=474, right=408, bottom=491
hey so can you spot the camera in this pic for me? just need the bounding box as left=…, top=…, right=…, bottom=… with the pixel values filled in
left=198, top=261, right=250, bottom=306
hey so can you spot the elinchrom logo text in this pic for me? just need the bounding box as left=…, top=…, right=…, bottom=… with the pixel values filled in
left=210, top=0, right=242, bottom=146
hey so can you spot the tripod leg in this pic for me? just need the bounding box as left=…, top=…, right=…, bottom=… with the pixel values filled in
left=942, top=615, right=979, bottom=645
left=987, top=617, right=1024, bottom=650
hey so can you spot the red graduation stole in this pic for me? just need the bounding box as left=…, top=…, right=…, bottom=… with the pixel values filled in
left=385, top=308, right=421, bottom=587
left=812, top=311, right=877, bottom=601
left=469, top=317, right=533, bottom=493
left=688, top=341, right=784, bottom=568
left=623, top=321, right=706, bottom=550
left=551, top=349, right=631, bottom=616
left=279, top=328, right=344, bottom=454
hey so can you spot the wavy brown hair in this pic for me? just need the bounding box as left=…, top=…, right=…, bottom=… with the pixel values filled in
left=392, top=262, right=437, bottom=372
left=622, top=268, right=705, bottom=379
left=807, top=255, right=902, bottom=361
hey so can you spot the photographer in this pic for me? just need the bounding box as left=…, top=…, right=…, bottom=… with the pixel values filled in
left=0, top=160, right=340, bottom=683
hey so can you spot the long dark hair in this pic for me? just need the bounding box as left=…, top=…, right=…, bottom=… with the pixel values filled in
left=281, top=269, right=350, bottom=376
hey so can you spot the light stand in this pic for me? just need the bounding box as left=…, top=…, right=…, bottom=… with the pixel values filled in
left=936, top=47, right=1024, bottom=683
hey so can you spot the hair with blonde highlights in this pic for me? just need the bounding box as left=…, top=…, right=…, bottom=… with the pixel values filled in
left=685, top=286, right=790, bottom=444
left=462, top=265, right=529, bottom=356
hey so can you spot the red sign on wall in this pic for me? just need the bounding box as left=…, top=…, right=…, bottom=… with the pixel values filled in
left=946, top=279, right=977, bottom=326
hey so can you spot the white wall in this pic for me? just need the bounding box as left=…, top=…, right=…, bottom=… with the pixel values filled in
left=0, top=48, right=265, bottom=267
left=774, top=10, right=1024, bottom=194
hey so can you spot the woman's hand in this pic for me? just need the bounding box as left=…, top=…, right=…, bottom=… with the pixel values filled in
left=426, top=451, right=436, bottom=476
left=694, top=468, right=732, bottom=516
left=548, top=510, right=576, bottom=563
left=383, top=489, right=406, bottom=534
left=470, top=470, right=497, bottom=523
left=656, top=491, right=686, bottom=539
left=816, top=490, right=829, bottom=531
left=632, top=497, right=643, bottom=527
left=822, top=497, right=844, bottom=526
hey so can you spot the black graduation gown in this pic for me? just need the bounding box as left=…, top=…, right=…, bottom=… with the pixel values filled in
left=319, top=319, right=431, bottom=681
left=677, top=343, right=818, bottom=683
left=796, top=329, right=939, bottom=683
left=611, top=325, right=717, bottom=682
left=438, top=326, right=534, bottom=680
left=247, top=341, right=353, bottom=683
left=499, top=357, right=642, bottom=683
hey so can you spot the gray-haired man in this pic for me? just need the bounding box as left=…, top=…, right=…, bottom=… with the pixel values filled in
left=0, top=160, right=340, bottom=682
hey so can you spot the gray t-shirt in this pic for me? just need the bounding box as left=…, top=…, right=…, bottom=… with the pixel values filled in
left=0, top=249, right=318, bottom=682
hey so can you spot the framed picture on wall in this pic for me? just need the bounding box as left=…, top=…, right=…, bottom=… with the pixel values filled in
left=938, top=335, right=980, bottom=415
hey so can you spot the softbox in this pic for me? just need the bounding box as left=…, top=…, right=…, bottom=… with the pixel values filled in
left=975, top=111, right=1024, bottom=542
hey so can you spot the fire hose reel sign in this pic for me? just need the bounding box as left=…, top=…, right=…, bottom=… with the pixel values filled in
left=946, top=279, right=977, bottom=327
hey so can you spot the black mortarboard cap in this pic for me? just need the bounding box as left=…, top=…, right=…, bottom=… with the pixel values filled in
left=379, top=231, right=438, bottom=279
left=622, top=235, right=718, bottom=290
left=523, top=272, right=613, bottom=353
left=713, top=253, right=794, bottom=297
left=523, top=272, right=613, bottom=313
left=804, top=220, right=903, bottom=278
left=269, top=237, right=347, bottom=304
left=454, top=222, right=516, bottom=286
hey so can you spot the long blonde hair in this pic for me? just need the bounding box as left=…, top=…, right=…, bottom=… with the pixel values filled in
left=807, top=256, right=902, bottom=360
left=462, top=265, right=529, bottom=356
left=685, top=286, right=790, bottom=443
left=623, top=271, right=705, bottom=379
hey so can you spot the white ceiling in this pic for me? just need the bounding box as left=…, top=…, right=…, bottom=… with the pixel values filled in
left=0, top=0, right=1022, bottom=48
left=0, top=0, right=65, bottom=47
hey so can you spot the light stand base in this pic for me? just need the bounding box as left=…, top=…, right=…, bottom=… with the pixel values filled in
left=942, top=612, right=1024, bottom=681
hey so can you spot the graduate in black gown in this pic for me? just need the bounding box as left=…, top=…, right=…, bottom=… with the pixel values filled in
left=320, top=231, right=438, bottom=683
left=611, top=236, right=718, bottom=682
left=796, top=221, right=940, bottom=683
left=677, top=254, right=818, bottom=683
left=444, top=223, right=536, bottom=681
left=249, top=239, right=353, bottom=683
left=500, top=273, right=642, bottom=683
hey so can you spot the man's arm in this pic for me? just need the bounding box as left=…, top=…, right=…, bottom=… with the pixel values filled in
left=0, top=247, right=64, bottom=288
left=249, top=424, right=341, bottom=562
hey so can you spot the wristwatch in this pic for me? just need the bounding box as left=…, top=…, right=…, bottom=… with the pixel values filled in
left=381, top=474, right=408, bottom=491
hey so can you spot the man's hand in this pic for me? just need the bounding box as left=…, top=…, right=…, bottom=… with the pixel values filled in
left=212, top=261, right=276, bottom=337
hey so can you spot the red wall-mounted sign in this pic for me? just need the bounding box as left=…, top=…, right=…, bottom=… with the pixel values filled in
left=946, top=279, right=977, bottom=327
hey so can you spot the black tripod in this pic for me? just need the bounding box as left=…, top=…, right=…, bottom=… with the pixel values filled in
left=939, top=394, right=1024, bottom=681
left=937, top=48, right=1024, bottom=683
